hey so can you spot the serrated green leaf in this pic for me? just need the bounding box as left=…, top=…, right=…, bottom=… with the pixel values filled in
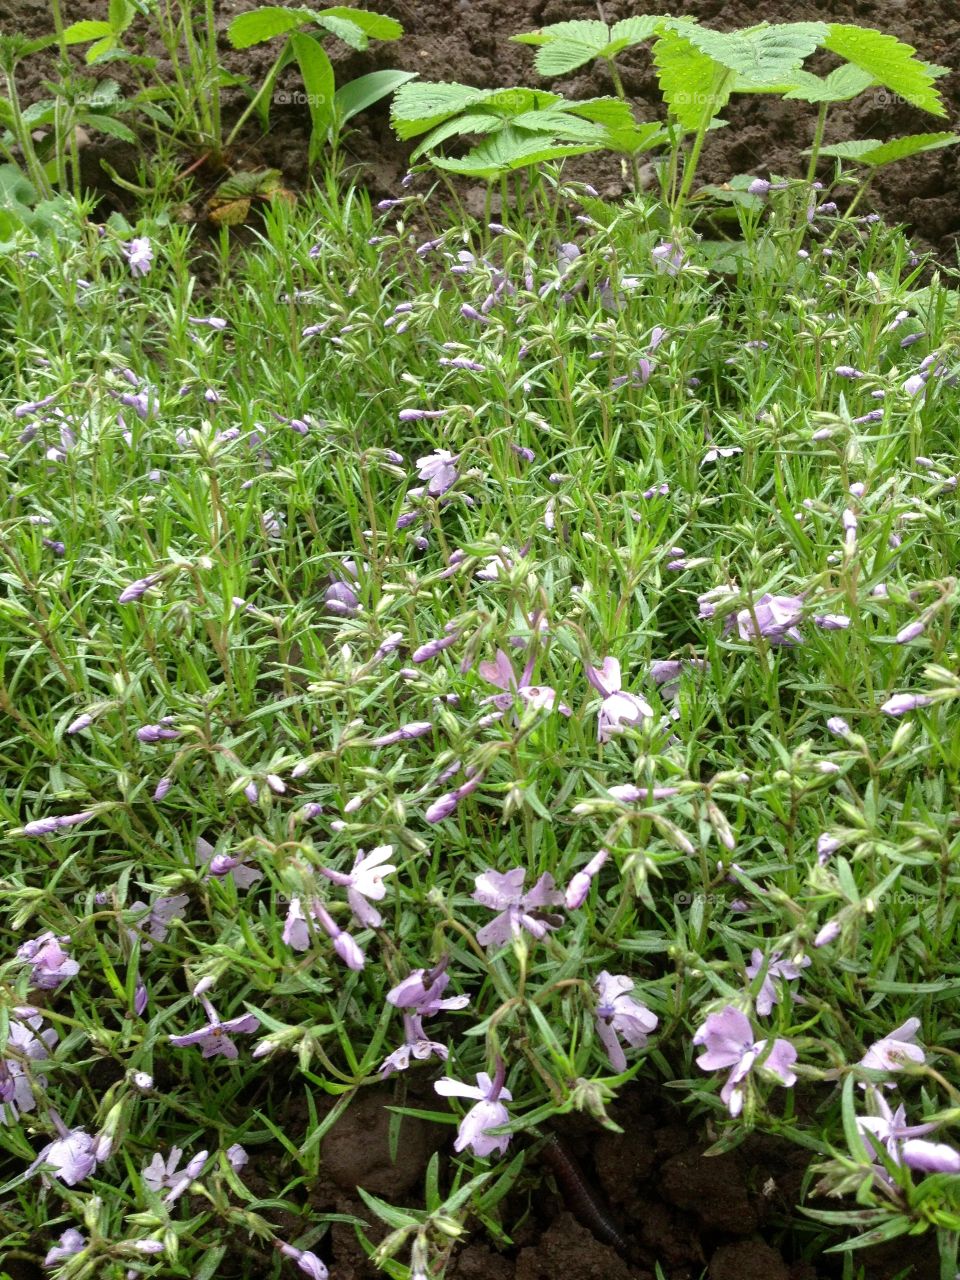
left=334, top=69, right=416, bottom=123
left=312, top=14, right=368, bottom=50
left=815, top=131, right=959, bottom=167
left=317, top=7, right=402, bottom=41
left=431, top=127, right=595, bottom=179
left=408, top=111, right=501, bottom=162
left=653, top=28, right=728, bottom=129
left=608, top=16, right=660, bottom=48
left=662, top=19, right=827, bottom=87
left=83, top=113, right=137, bottom=143
left=513, top=19, right=608, bottom=50
left=513, top=17, right=659, bottom=75
left=227, top=6, right=315, bottom=49
left=824, top=24, right=945, bottom=116
left=509, top=108, right=604, bottom=143
left=108, top=0, right=135, bottom=31
left=782, top=63, right=876, bottom=103
left=390, top=81, right=495, bottom=138
left=62, top=20, right=113, bottom=44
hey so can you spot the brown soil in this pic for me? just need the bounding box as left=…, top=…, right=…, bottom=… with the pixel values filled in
left=2, top=0, right=959, bottom=258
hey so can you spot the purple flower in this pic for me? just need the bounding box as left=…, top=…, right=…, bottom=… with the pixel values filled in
left=736, top=594, right=804, bottom=644
left=901, top=1139, right=960, bottom=1174
left=861, top=1018, right=925, bottom=1078
left=412, top=631, right=459, bottom=663
left=137, top=723, right=179, bottom=743
left=425, top=775, right=480, bottom=824
left=281, top=898, right=365, bottom=969
left=168, top=993, right=259, bottom=1059
left=827, top=716, right=851, bottom=737
left=881, top=693, right=933, bottom=716
left=44, top=1227, right=86, bottom=1266
left=196, top=836, right=263, bottom=889
left=585, top=657, right=653, bottom=743
left=814, top=613, right=851, bottom=630
left=693, top=1005, right=797, bottom=1117
left=652, top=240, right=684, bottom=275
left=34, top=1126, right=100, bottom=1185
left=472, top=867, right=563, bottom=948
left=325, top=578, right=359, bottom=617
left=387, top=961, right=469, bottom=1015
left=279, top=1244, right=329, bottom=1280
left=593, top=971, right=658, bottom=1071
left=894, top=620, right=925, bottom=644
left=118, top=574, right=159, bottom=604
left=17, top=934, right=79, bottom=990
left=479, top=648, right=569, bottom=719
left=370, top=721, right=434, bottom=746
left=318, top=845, right=397, bottom=928
left=814, top=917, right=842, bottom=947
left=434, top=1066, right=513, bottom=1157
left=399, top=408, right=445, bottom=422
left=1, top=1009, right=57, bottom=1123
left=564, top=850, right=609, bottom=910
left=188, top=315, right=228, bottom=330
left=380, top=1013, right=449, bottom=1077
left=416, top=449, right=460, bottom=497
left=745, top=950, right=811, bottom=1017
left=125, top=237, right=153, bottom=277
left=66, top=713, right=93, bottom=735
left=143, top=1146, right=209, bottom=1204
left=858, top=1088, right=938, bottom=1174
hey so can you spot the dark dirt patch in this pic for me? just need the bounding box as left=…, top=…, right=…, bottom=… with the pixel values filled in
left=2, top=0, right=959, bottom=259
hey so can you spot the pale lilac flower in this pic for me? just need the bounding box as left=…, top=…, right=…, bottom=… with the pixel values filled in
left=745, top=950, right=811, bottom=1017
left=827, top=716, right=850, bottom=737
left=137, top=723, right=179, bottom=743
left=814, top=613, right=851, bottom=630
left=381, top=1013, right=449, bottom=1076
left=188, top=316, right=227, bottom=330
left=143, top=1146, right=209, bottom=1204
left=881, top=693, right=933, bottom=716
left=34, top=1126, right=100, bottom=1185
left=226, top=1143, right=248, bottom=1171
left=834, top=365, right=864, bottom=379
left=702, top=446, right=743, bottom=466
left=698, top=585, right=738, bottom=620
left=44, top=1227, right=86, bottom=1266
left=564, top=850, right=609, bottom=910
left=472, top=868, right=563, bottom=948
left=15, top=393, right=58, bottom=419
left=319, top=845, right=397, bottom=928
left=125, top=237, right=153, bottom=277
left=196, top=836, right=263, bottom=889
left=895, top=620, right=925, bottom=644
left=594, top=971, right=658, bottom=1071
left=425, top=775, right=480, bottom=824
left=168, top=993, right=259, bottom=1060
left=279, top=1243, right=329, bottom=1280
left=265, top=773, right=286, bottom=795
left=861, top=1018, right=925, bottom=1078
left=858, top=1088, right=938, bottom=1173
left=282, top=898, right=312, bottom=951
left=1, top=1009, right=57, bottom=1123
left=901, top=1139, right=960, bottom=1173
left=903, top=374, right=926, bottom=396
left=817, top=833, right=841, bottom=863
left=693, top=1005, right=797, bottom=1117
left=118, top=574, right=158, bottom=604
left=153, top=777, right=172, bottom=801
left=413, top=631, right=459, bottom=662
left=370, top=721, right=434, bottom=746
left=282, top=899, right=365, bottom=969
left=652, top=240, right=684, bottom=275
left=479, top=648, right=569, bottom=719
left=387, top=961, right=468, bottom=1015
left=814, top=918, right=842, bottom=947
left=434, top=1065, right=512, bottom=1157
left=17, top=934, right=79, bottom=990
left=399, top=408, right=445, bottom=421
left=736, top=594, right=804, bottom=645
left=66, top=713, right=93, bottom=734
left=325, top=578, right=359, bottom=616
left=585, top=657, right=653, bottom=742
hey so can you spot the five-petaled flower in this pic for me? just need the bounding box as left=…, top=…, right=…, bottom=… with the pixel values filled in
left=17, top=933, right=79, bottom=990
left=860, top=1018, right=925, bottom=1084
left=478, top=648, right=569, bottom=721
left=0, top=1008, right=57, bottom=1124
left=472, top=868, right=564, bottom=948
left=745, top=950, right=811, bottom=1017
left=168, top=992, right=259, bottom=1060
left=693, top=1005, right=797, bottom=1117
left=319, top=845, right=398, bottom=928
left=125, top=237, right=153, bottom=277
left=434, top=1064, right=513, bottom=1157
left=593, top=971, right=658, bottom=1072
left=584, top=657, right=653, bottom=743
left=142, top=1146, right=209, bottom=1204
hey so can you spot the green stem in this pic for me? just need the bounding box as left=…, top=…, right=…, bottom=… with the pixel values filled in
left=804, top=101, right=829, bottom=185
left=2, top=69, right=54, bottom=198
left=606, top=58, right=641, bottom=192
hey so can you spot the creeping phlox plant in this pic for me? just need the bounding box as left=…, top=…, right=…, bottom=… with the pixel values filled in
left=1, top=12, right=960, bottom=1280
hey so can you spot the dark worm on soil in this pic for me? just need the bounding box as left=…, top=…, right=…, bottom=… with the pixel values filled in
left=539, top=1134, right=629, bottom=1256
